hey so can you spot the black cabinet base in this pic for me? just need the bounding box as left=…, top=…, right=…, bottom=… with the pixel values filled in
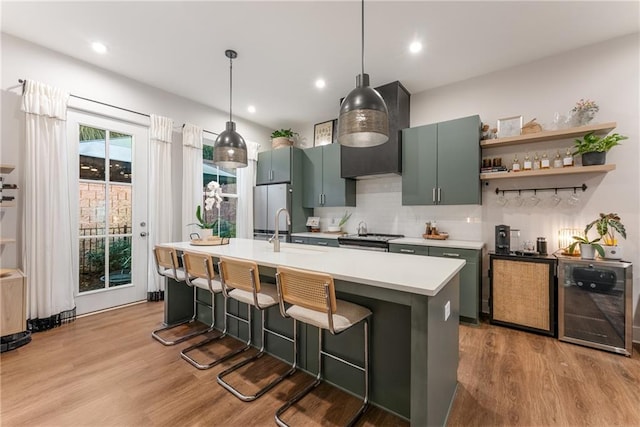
left=1, top=331, right=32, bottom=353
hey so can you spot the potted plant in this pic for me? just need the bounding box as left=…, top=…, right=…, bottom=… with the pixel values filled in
left=567, top=234, right=604, bottom=260
left=328, top=211, right=351, bottom=233
left=187, top=181, right=223, bottom=239
left=271, top=128, right=298, bottom=149
left=585, top=212, right=626, bottom=259
left=573, top=131, right=628, bottom=166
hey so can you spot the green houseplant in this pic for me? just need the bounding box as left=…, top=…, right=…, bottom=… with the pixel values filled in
left=585, top=212, right=626, bottom=259
left=568, top=234, right=604, bottom=260
left=271, top=128, right=298, bottom=149
left=573, top=131, right=628, bottom=166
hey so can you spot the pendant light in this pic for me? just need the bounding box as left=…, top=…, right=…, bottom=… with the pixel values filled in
left=213, top=49, right=248, bottom=168
left=337, top=0, right=389, bottom=147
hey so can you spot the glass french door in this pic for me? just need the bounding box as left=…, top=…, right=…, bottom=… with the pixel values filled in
left=67, top=111, right=148, bottom=315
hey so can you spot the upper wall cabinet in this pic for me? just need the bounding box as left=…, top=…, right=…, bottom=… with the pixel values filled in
left=402, top=115, right=481, bottom=205
left=256, top=147, right=292, bottom=185
left=302, top=144, right=356, bottom=208
left=340, top=81, right=410, bottom=179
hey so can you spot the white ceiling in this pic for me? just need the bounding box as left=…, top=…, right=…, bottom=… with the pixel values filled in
left=2, top=1, right=639, bottom=132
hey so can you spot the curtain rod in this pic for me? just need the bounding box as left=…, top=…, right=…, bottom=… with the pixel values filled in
left=18, top=78, right=218, bottom=136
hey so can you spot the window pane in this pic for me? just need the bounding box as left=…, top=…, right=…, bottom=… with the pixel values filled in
left=79, top=125, right=106, bottom=180
left=109, top=132, right=132, bottom=183
left=109, top=184, right=132, bottom=234
left=202, top=142, right=237, bottom=237
left=79, top=237, right=107, bottom=292
left=106, top=236, right=131, bottom=287
left=79, top=182, right=106, bottom=235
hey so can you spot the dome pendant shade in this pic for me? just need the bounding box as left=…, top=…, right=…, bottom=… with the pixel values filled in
left=213, top=49, right=248, bottom=168
left=213, top=121, right=247, bottom=168
left=338, top=73, right=389, bottom=147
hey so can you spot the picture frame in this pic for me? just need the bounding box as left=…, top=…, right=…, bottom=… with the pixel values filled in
left=314, top=120, right=334, bottom=147
left=497, top=115, right=523, bottom=138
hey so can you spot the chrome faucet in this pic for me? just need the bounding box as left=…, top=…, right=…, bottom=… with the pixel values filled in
left=357, top=220, right=367, bottom=236
left=269, top=207, right=291, bottom=252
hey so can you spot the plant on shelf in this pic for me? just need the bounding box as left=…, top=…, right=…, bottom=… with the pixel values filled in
left=585, top=212, right=626, bottom=259
left=573, top=131, right=628, bottom=166
left=270, top=128, right=298, bottom=140
left=568, top=234, right=604, bottom=260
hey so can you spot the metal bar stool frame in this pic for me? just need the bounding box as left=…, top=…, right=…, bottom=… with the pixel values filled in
left=274, top=266, right=371, bottom=427
left=151, top=246, right=212, bottom=346
left=216, top=256, right=296, bottom=402
left=179, top=251, right=236, bottom=370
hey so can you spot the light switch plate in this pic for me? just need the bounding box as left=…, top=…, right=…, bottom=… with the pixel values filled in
left=444, top=300, right=451, bottom=321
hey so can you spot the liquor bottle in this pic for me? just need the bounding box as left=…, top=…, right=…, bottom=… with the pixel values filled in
left=512, top=155, right=521, bottom=172
left=533, top=153, right=541, bottom=170
left=523, top=153, right=532, bottom=171
left=563, top=148, right=574, bottom=167
left=541, top=152, right=550, bottom=169
left=553, top=150, right=563, bottom=168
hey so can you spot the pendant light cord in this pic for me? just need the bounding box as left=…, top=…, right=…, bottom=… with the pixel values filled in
left=229, top=56, right=233, bottom=123
left=361, top=0, right=365, bottom=76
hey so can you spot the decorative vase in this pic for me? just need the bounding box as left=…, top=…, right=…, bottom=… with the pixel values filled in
left=570, top=108, right=597, bottom=127
left=272, top=137, right=293, bottom=149
left=581, top=151, right=606, bottom=166
left=603, top=245, right=622, bottom=260
left=579, top=243, right=596, bottom=260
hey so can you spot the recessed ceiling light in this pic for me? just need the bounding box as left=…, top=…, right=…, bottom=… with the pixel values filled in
left=315, top=79, right=326, bottom=89
left=91, top=42, right=107, bottom=54
left=248, top=105, right=256, bottom=113
left=409, top=41, right=422, bottom=54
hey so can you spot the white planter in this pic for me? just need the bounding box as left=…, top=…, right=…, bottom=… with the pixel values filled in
left=327, top=225, right=341, bottom=232
left=603, top=245, right=623, bottom=260
left=579, top=243, right=596, bottom=260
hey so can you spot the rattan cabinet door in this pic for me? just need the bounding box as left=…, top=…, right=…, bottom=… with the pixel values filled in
left=491, top=258, right=551, bottom=332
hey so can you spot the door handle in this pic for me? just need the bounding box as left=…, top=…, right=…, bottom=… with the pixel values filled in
left=438, top=188, right=442, bottom=203
left=140, top=232, right=148, bottom=237
left=442, top=252, right=460, bottom=257
left=432, top=188, right=436, bottom=203
left=316, top=241, right=328, bottom=246
left=400, top=249, right=415, bottom=254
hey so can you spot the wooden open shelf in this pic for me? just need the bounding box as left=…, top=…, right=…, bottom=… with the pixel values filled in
left=481, top=122, right=616, bottom=149
left=480, top=164, right=616, bottom=180
left=0, top=238, right=16, bottom=244
left=0, top=201, right=17, bottom=208
left=0, top=164, right=16, bottom=174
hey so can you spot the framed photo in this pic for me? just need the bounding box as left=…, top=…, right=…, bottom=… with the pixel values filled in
left=497, top=115, right=523, bottom=138
left=314, top=120, right=334, bottom=147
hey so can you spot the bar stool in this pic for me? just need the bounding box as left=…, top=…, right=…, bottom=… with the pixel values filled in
left=274, top=265, right=372, bottom=427
left=216, top=256, right=296, bottom=402
left=178, top=251, right=230, bottom=369
left=151, top=246, right=211, bottom=346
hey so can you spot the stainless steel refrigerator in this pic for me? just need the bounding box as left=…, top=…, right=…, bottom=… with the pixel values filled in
left=253, top=183, right=291, bottom=241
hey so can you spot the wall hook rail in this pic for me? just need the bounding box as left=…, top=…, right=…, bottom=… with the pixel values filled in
left=494, top=183, right=587, bottom=195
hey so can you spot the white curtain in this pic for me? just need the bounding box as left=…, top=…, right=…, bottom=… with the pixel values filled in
left=236, top=142, right=260, bottom=239
left=147, top=114, right=174, bottom=295
left=21, top=80, right=75, bottom=324
left=181, top=123, right=203, bottom=241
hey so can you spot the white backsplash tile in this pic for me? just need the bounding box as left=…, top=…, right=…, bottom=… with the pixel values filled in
left=314, top=176, right=483, bottom=241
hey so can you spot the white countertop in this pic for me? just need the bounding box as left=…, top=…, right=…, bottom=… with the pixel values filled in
left=161, top=238, right=465, bottom=297
left=291, top=232, right=343, bottom=239
left=389, top=237, right=485, bottom=250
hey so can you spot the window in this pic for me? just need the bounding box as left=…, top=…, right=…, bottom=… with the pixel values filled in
left=203, top=141, right=237, bottom=237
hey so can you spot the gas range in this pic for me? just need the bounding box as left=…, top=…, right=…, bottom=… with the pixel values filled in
left=337, top=233, right=404, bottom=252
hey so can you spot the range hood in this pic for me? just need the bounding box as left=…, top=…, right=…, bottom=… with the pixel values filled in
left=340, top=81, right=410, bottom=179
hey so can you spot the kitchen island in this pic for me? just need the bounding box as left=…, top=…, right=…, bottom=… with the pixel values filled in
left=159, top=238, right=464, bottom=426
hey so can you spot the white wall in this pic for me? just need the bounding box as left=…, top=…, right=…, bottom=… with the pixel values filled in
left=318, top=33, right=640, bottom=337
left=0, top=33, right=273, bottom=270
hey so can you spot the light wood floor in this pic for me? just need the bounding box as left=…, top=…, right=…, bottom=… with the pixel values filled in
left=1, top=302, right=638, bottom=426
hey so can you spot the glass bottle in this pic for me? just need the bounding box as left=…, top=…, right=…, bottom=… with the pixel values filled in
left=533, top=152, right=541, bottom=170
left=563, top=148, right=574, bottom=167
left=553, top=150, right=563, bottom=168
left=523, top=153, right=532, bottom=171
left=512, top=155, right=521, bottom=172
left=541, top=152, right=550, bottom=169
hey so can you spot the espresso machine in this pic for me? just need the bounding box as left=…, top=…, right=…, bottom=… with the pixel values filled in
left=495, top=225, right=511, bottom=254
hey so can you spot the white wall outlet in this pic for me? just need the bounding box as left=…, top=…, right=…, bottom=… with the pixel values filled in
left=444, top=300, right=451, bottom=321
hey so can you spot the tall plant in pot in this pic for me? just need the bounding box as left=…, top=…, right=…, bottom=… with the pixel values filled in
left=586, top=212, right=626, bottom=259
left=573, top=131, right=628, bottom=166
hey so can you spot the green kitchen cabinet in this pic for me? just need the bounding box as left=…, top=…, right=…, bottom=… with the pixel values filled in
left=402, top=115, right=481, bottom=205
left=257, top=147, right=292, bottom=185
left=302, top=144, right=356, bottom=208
left=307, top=237, right=339, bottom=248
left=389, top=243, right=481, bottom=324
